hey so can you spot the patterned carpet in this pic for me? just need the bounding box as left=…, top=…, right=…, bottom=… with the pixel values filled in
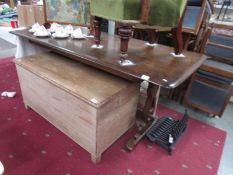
left=0, top=58, right=226, bottom=175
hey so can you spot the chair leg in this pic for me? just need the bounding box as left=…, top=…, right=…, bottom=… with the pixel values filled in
left=146, top=28, right=157, bottom=45
left=171, top=27, right=183, bottom=55
left=118, top=24, right=132, bottom=59
left=183, top=33, right=192, bottom=50
left=171, top=5, right=185, bottom=55
left=93, top=16, right=101, bottom=46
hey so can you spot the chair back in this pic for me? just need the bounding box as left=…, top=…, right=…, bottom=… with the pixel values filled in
left=200, top=24, right=233, bottom=65
left=143, top=0, right=188, bottom=27
left=183, top=0, right=213, bottom=35
left=183, top=23, right=233, bottom=117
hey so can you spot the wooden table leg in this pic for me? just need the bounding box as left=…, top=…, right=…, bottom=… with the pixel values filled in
left=126, top=83, right=161, bottom=151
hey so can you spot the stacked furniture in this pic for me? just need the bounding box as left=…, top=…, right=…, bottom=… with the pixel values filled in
left=184, top=23, right=233, bottom=117
left=11, top=0, right=207, bottom=162
left=183, top=0, right=213, bottom=50
left=90, top=0, right=188, bottom=64
left=12, top=28, right=207, bottom=156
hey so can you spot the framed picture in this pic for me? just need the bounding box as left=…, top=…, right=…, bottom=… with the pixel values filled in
left=43, top=0, right=90, bottom=26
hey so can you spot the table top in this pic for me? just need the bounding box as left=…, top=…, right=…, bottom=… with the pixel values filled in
left=11, top=29, right=206, bottom=88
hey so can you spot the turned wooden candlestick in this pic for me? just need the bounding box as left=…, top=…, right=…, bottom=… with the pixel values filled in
left=118, top=25, right=132, bottom=59
left=93, top=16, right=101, bottom=46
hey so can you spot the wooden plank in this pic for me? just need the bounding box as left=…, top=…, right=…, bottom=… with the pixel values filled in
left=9, top=0, right=15, bottom=7
left=33, top=5, right=45, bottom=25
left=96, top=85, right=139, bottom=155
left=17, top=66, right=97, bottom=154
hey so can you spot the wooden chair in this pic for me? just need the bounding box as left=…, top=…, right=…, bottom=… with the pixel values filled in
left=182, top=0, right=214, bottom=50
left=90, top=0, right=188, bottom=64
left=90, top=0, right=142, bottom=63
left=138, top=0, right=188, bottom=55
left=133, top=0, right=214, bottom=51
left=183, top=24, right=233, bottom=117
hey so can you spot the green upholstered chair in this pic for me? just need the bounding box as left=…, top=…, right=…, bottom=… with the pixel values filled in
left=90, top=0, right=188, bottom=60
left=142, top=0, right=187, bottom=54
left=147, top=0, right=187, bottom=27
left=90, top=0, right=141, bottom=24
left=90, top=0, right=142, bottom=62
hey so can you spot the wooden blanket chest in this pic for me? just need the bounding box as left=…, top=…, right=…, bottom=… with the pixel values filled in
left=15, top=52, right=139, bottom=163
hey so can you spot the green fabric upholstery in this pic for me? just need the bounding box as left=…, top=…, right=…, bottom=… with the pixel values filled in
left=90, top=0, right=141, bottom=23
left=148, top=0, right=187, bottom=27
left=90, top=0, right=187, bottom=27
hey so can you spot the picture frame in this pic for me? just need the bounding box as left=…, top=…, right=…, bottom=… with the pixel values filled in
left=43, top=0, right=91, bottom=26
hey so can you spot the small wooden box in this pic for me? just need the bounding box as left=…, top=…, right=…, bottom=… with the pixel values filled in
left=15, top=52, right=139, bottom=163
left=33, top=5, right=45, bottom=25
left=17, top=5, right=45, bottom=27
left=17, top=5, right=35, bottom=27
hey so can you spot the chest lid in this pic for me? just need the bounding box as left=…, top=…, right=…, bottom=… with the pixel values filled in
left=15, top=52, right=136, bottom=108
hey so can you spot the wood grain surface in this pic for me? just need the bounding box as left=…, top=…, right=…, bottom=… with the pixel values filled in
left=15, top=53, right=139, bottom=163
left=12, top=29, right=207, bottom=88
